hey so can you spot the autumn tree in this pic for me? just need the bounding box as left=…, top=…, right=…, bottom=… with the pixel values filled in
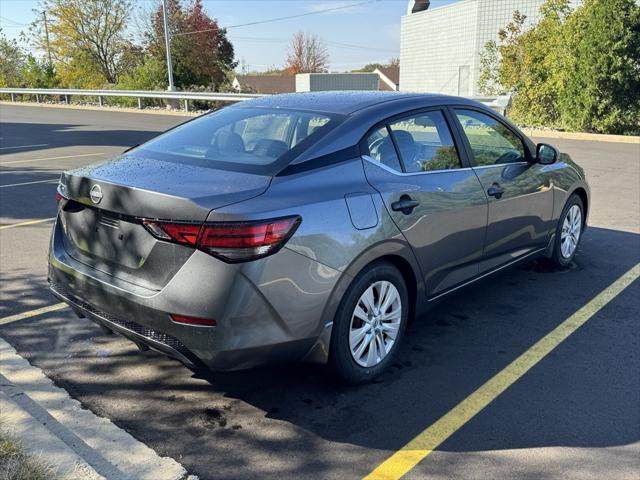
left=285, top=31, right=329, bottom=74
left=143, top=0, right=235, bottom=89
left=30, top=0, right=133, bottom=86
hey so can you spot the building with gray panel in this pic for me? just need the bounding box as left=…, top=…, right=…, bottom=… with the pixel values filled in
left=400, top=0, right=581, bottom=96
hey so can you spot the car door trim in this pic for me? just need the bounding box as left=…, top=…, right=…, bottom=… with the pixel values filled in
left=472, top=161, right=530, bottom=170
left=362, top=155, right=474, bottom=177
left=427, top=246, right=546, bottom=302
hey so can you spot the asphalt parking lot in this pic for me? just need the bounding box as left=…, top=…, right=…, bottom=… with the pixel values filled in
left=1, top=103, right=639, bottom=480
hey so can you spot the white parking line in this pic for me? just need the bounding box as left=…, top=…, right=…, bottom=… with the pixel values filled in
left=0, top=143, right=48, bottom=150
left=0, top=179, right=58, bottom=188
left=0, top=169, right=53, bottom=174
left=0, top=152, right=104, bottom=165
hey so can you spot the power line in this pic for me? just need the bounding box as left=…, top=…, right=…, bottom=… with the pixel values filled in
left=230, top=35, right=398, bottom=54
left=0, top=16, right=30, bottom=26
left=173, top=0, right=380, bottom=37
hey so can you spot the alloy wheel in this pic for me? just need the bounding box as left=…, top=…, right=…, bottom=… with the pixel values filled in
left=349, top=280, right=402, bottom=367
left=561, top=204, right=582, bottom=259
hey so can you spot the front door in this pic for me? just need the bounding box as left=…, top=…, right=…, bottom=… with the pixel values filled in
left=452, top=108, right=554, bottom=272
left=361, top=109, right=488, bottom=295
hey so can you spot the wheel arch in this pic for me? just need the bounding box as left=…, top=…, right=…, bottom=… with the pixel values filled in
left=572, top=187, right=589, bottom=225
left=329, top=241, right=425, bottom=329
left=373, top=254, right=418, bottom=324
left=303, top=240, right=426, bottom=364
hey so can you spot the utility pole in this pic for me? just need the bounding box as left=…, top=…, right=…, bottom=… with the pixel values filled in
left=42, top=11, right=53, bottom=67
left=161, top=0, right=175, bottom=91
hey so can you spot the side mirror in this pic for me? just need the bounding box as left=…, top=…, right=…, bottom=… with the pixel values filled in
left=536, top=143, right=558, bottom=165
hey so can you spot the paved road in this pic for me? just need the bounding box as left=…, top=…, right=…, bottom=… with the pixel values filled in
left=1, top=104, right=639, bottom=480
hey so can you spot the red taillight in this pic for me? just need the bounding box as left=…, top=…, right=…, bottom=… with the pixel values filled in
left=55, top=190, right=67, bottom=208
left=170, top=314, right=217, bottom=327
left=142, top=220, right=200, bottom=246
left=142, top=216, right=301, bottom=262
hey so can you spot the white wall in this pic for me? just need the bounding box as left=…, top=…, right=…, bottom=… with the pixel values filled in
left=400, top=0, right=480, bottom=95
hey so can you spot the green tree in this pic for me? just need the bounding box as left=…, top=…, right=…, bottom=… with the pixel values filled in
left=479, top=0, right=640, bottom=134
left=21, top=55, right=59, bottom=87
left=560, top=0, right=640, bottom=134
left=117, top=56, right=166, bottom=91
left=477, top=40, right=503, bottom=95
left=30, top=0, right=133, bottom=86
left=0, top=29, right=25, bottom=87
left=497, top=2, right=573, bottom=127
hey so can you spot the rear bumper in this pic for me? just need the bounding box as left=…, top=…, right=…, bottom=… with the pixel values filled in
left=50, top=284, right=201, bottom=369
left=48, top=217, right=342, bottom=371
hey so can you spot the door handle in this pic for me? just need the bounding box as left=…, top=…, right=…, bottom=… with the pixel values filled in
left=487, top=183, right=505, bottom=199
left=391, top=195, right=420, bottom=214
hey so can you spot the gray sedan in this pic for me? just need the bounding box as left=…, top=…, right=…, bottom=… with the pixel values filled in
left=49, top=92, right=590, bottom=384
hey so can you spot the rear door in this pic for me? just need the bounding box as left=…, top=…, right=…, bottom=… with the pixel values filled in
left=451, top=108, right=554, bottom=272
left=361, top=108, right=488, bottom=296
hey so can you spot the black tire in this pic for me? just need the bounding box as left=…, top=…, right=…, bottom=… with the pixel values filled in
left=549, top=193, right=585, bottom=268
left=328, top=261, right=409, bottom=385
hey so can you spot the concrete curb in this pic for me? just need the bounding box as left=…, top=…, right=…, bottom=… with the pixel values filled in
left=0, top=390, right=105, bottom=480
left=0, top=336, right=192, bottom=480
left=523, top=128, right=640, bottom=144
left=0, top=101, right=198, bottom=117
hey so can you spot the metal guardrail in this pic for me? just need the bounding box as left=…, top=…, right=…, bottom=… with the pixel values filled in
left=0, top=88, right=264, bottom=112
left=0, top=88, right=512, bottom=115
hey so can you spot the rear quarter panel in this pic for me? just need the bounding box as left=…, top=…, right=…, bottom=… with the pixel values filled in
left=206, top=158, right=426, bottom=336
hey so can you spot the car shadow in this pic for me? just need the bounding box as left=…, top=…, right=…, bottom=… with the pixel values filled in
left=0, top=117, right=185, bottom=155
left=0, top=226, right=638, bottom=480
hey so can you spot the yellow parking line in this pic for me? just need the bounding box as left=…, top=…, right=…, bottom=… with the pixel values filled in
left=364, top=262, right=640, bottom=480
left=0, top=218, right=55, bottom=230
left=0, top=303, right=67, bottom=326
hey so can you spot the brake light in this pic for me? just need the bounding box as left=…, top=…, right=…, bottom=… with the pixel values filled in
left=142, top=216, right=301, bottom=262
left=55, top=190, right=67, bottom=208
left=142, top=220, right=200, bottom=246
left=170, top=314, right=217, bottom=327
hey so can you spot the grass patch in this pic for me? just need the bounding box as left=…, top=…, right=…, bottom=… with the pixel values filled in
left=0, top=426, right=55, bottom=480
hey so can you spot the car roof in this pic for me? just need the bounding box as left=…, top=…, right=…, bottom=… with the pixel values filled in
left=237, top=91, right=468, bottom=115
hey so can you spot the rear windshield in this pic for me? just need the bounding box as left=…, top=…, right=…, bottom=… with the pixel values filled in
left=137, top=106, right=341, bottom=175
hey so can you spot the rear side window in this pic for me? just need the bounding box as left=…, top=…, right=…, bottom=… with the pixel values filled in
left=454, top=109, right=526, bottom=166
left=388, top=111, right=461, bottom=173
left=364, top=126, right=403, bottom=172
left=138, top=107, right=339, bottom=175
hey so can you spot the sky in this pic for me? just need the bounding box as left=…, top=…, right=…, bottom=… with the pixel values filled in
left=0, top=0, right=461, bottom=71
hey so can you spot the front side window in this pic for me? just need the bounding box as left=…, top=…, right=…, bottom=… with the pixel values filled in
left=388, top=111, right=461, bottom=173
left=138, top=107, right=339, bottom=174
left=455, top=109, right=526, bottom=166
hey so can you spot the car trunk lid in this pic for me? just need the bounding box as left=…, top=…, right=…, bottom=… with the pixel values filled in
left=58, top=154, right=271, bottom=290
